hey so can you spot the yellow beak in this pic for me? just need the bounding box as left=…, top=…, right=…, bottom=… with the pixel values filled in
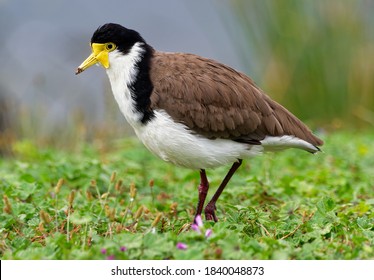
left=75, top=43, right=110, bottom=75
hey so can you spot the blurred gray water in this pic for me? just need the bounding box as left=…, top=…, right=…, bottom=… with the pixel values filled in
left=0, top=0, right=248, bottom=141
left=1, top=0, right=373, bottom=147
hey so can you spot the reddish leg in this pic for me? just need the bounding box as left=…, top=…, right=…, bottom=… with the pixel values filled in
left=194, top=169, right=209, bottom=223
left=205, top=159, right=243, bottom=222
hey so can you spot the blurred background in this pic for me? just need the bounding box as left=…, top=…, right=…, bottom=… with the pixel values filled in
left=0, top=0, right=373, bottom=154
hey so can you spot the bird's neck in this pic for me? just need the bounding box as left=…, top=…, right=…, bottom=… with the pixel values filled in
left=106, top=42, right=155, bottom=126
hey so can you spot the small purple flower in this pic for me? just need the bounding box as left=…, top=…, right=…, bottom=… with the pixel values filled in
left=176, top=242, right=188, bottom=250
left=120, top=246, right=127, bottom=252
left=100, top=248, right=107, bottom=254
left=195, top=215, right=203, bottom=227
left=205, top=229, right=213, bottom=238
left=191, top=223, right=201, bottom=234
left=107, top=255, right=115, bottom=260
left=192, top=215, right=213, bottom=238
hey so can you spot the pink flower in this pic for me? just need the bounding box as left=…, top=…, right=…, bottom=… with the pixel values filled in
left=205, top=229, right=213, bottom=238
left=107, top=255, right=115, bottom=260
left=192, top=214, right=213, bottom=238
left=120, top=246, right=127, bottom=252
left=194, top=215, right=203, bottom=227
left=191, top=223, right=201, bottom=234
left=176, top=242, right=188, bottom=250
left=100, top=248, right=107, bottom=254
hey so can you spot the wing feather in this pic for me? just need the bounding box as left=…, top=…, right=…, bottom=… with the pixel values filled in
left=149, top=52, right=323, bottom=147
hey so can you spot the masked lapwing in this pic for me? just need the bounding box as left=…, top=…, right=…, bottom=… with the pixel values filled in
left=76, top=23, right=323, bottom=222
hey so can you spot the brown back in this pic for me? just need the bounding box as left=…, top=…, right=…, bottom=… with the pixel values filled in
left=149, top=52, right=323, bottom=147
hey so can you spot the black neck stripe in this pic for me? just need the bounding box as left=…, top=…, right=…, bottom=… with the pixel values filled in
left=128, top=44, right=155, bottom=124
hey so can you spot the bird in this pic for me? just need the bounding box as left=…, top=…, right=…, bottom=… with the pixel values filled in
left=76, top=23, right=323, bottom=222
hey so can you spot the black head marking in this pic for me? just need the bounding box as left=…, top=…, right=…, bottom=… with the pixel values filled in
left=91, top=23, right=146, bottom=54
left=91, top=23, right=155, bottom=124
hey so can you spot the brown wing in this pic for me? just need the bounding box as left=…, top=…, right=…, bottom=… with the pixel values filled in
left=149, top=51, right=323, bottom=147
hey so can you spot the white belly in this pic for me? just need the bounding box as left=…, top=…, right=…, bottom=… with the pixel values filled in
left=134, top=110, right=262, bottom=169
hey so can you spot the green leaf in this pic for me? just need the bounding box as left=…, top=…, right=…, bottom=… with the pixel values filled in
left=316, top=197, right=336, bottom=214
left=69, top=212, right=93, bottom=225
left=357, top=217, right=373, bottom=230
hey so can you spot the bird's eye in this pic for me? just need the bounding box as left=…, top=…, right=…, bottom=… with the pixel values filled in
left=106, top=43, right=116, bottom=51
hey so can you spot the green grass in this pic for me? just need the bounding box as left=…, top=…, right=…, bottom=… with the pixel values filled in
left=0, top=132, right=373, bottom=260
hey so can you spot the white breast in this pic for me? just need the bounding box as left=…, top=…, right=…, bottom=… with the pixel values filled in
left=106, top=43, right=145, bottom=127
left=135, top=109, right=262, bottom=169
left=131, top=109, right=317, bottom=169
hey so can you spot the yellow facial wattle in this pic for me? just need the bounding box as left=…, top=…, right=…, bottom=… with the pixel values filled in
left=76, top=42, right=116, bottom=75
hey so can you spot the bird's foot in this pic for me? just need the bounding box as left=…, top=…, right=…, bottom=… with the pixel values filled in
left=204, top=202, right=218, bottom=222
